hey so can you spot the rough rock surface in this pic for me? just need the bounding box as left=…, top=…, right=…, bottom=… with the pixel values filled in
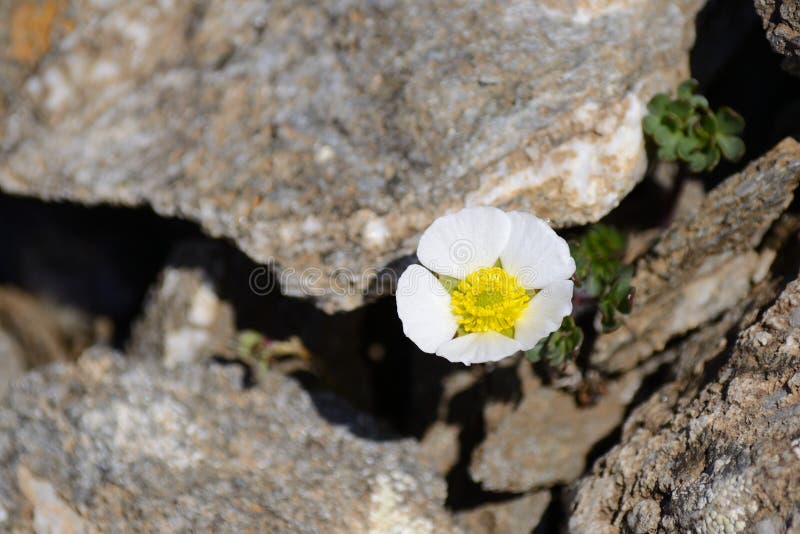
left=470, top=364, right=644, bottom=492
left=0, top=328, right=24, bottom=399
left=570, top=272, right=800, bottom=533
left=755, top=0, right=800, bottom=75
left=129, top=263, right=236, bottom=368
left=456, top=491, right=551, bottom=534
left=591, top=138, right=800, bottom=372
left=0, top=349, right=458, bottom=533
left=0, top=0, right=704, bottom=311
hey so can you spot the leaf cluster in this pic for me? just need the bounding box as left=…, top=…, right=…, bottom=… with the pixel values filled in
left=525, top=316, right=583, bottom=366
left=642, top=80, right=745, bottom=173
left=524, top=225, right=634, bottom=366
left=571, top=225, right=634, bottom=332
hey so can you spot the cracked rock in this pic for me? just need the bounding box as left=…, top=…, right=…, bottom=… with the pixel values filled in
left=570, top=270, right=800, bottom=533
left=0, top=0, right=704, bottom=311
left=591, top=138, right=800, bottom=373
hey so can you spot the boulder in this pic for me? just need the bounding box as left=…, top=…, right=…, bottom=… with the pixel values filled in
left=0, top=349, right=458, bottom=532
left=591, top=138, right=800, bottom=372
left=569, top=271, right=800, bottom=533
left=0, top=0, right=704, bottom=311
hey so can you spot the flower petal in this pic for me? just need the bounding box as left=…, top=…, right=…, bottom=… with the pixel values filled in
left=417, top=207, right=511, bottom=279
left=396, top=264, right=458, bottom=353
left=514, top=280, right=574, bottom=350
left=500, top=212, right=575, bottom=289
left=436, top=331, right=522, bottom=365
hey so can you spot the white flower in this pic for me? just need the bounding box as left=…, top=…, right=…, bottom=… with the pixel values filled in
left=396, top=207, right=575, bottom=365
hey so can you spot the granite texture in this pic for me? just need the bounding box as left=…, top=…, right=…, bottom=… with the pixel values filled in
left=569, top=271, right=800, bottom=533
left=0, top=349, right=458, bottom=533
left=0, top=0, right=704, bottom=311
left=591, top=138, right=800, bottom=372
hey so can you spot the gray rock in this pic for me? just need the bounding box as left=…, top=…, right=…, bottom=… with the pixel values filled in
left=128, top=260, right=236, bottom=368
left=0, top=0, right=704, bottom=312
left=569, top=271, right=800, bottom=533
left=0, top=349, right=458, bottom=533
left=755, top=0, right=800, bottom=76
left=591, top=138, right=800, bottom=373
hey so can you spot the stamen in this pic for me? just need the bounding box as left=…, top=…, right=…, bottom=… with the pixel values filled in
left=451, top=267, right=531, bottom=335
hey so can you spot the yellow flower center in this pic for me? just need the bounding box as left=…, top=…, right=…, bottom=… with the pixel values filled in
left=450, top=267, right=531, bottom=335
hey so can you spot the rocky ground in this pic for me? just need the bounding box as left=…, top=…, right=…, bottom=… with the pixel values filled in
left=1, top=0, right=800, bottom=532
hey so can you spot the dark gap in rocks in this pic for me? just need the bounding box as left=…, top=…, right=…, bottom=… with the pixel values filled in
left=162, top=238, right=372, bottom=405
left=359, top=298, right=449, bottom=438
left=444, top=364, right=523, bottom=510
left=692, top=0, right=800, bottom=187
left=0, top=192, right=200, bottom=346
left=580, top=357, right=673, bottom=478
left=700, top=218, right=800, bottom=391
left=764, top=194, right=800, bottom=286
left=0, top=192, right=424, bottom=440
left=583, top=423, right=622, bottom=473
left=619, top=360, right=674, bottom=417
left=533, top=487, right=567, bottom=534
left=172, top=240, right=456, bottom=437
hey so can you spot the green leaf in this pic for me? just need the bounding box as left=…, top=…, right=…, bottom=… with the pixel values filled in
left=524, top=341, right=545, bottom=363
left=690, top=94, right=710, bottom=110
left=619, top=285, right=635, bottom=314
left=717, top=134, right=745, bottom=162
left=661, top=113, right=683, bottom=131
left=238, top=330, right=265, bottom=358
left=642, top=114, right=662, bottom=135
left=715, top=107, right=745, bottom=135
left=693, top=120, right=711, bottom=141
left=654, top=126, right=680, bottom=151
left=599, top=300, right=620, bottom=332
left=677, top=135, right=703, bottom=160
left=707, top=145, right=721, bottom=169
left=647, top=93, right=670, bottom=116
left=607, top=266, right=633, bottom=307
left=525, top=317, right=584, bottom=365
left=438, top=274, right=460, bottom=294
left=584, top=224, right=626, bottom=257
left=700, top=112, right=718, bottom=133
left=667, top=100, right=692, bottom=120
left=657, top=143, right=678, bottom=162
left=677, top=79, right=699, bottom=100
left=687, top=150, right=709, bottom=173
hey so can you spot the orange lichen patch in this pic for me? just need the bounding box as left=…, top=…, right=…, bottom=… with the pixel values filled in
left=10, top=0, right=67, bottom=65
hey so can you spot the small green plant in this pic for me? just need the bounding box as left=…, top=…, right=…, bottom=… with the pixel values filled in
left=525, top=316, right=583, bottom=365
left=236, top=330, right=311, bottom=383
left=642, top=79, right=745, bottom=173
left=525, top=225, right=634, bottom=365
left=571, top=225, right=634, bottom=332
